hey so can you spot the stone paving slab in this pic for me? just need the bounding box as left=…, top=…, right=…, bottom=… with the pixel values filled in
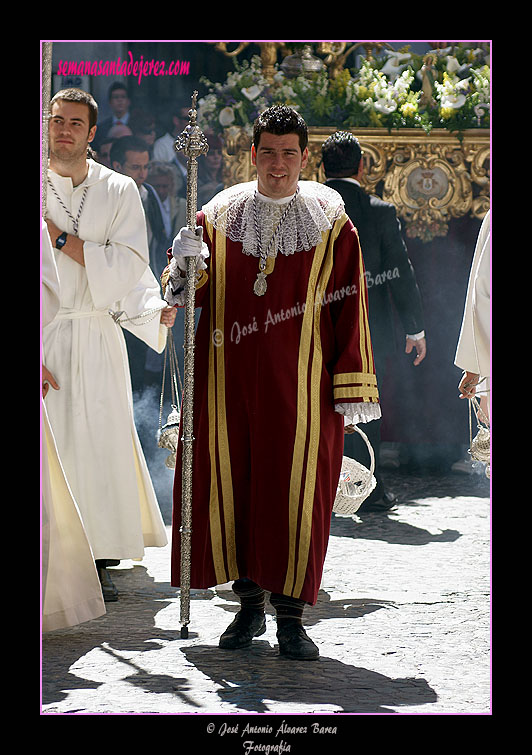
left=41, top=470, right=491, bottom=724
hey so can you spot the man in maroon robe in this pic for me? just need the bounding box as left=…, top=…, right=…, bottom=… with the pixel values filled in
left=164, top=105, right=380, bottom=660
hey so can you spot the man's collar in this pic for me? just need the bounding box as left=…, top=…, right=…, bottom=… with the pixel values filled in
left=112, top=112, right=129, bottom=124
left=326, top=177, right=361, bottom=187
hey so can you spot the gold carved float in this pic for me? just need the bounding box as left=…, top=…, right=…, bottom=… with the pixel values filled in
left=220, top=126, right=490, bottom=242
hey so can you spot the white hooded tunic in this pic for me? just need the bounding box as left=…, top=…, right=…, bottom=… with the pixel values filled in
left=455, top=210, right=490, bottom=393
left=43, top=160, right=168, bottom=560
left=42, top=219, right=106, bottom=630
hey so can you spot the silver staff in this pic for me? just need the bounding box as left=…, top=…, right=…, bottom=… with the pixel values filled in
left=174, top=92, right=209, bottom=639
left=42, top=41, right=53, bottom=216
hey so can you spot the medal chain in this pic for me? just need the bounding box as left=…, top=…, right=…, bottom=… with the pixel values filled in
left=252, top=187, right=299, bottom=295
left=47, top=179, right=88, bottom=235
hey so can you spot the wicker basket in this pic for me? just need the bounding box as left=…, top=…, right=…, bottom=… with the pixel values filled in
left=333, top=425, right=377, bottom=516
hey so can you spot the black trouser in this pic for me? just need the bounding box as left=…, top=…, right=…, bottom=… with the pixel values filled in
left=233, top=579, right=306, bottom=623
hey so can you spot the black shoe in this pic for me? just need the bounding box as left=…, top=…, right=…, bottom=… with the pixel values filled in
left=96, top=564, right=119, bottom=602
left=277, top=621, right=319, bottom=661
left=219, top=609, right=266, bottom=649
left=361, top=491, right=398, bottom=512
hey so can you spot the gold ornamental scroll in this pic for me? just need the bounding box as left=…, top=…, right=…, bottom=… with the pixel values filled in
left=220, top=127, right=490, bottom=242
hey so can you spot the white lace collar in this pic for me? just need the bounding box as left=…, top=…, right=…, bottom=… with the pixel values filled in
left=202, top=180, right=345, bottom=258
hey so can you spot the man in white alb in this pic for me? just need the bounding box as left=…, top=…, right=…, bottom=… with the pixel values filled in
left=43, top=87, right=176, bottom=601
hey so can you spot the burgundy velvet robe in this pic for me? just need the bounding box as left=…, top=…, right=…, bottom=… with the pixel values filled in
left=170, top=209, right=378, bottom=605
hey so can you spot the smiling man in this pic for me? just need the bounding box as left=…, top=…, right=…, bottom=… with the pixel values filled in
left=251, top=130, right=308, bottom=198
left=164, top=105, right=380, bottom=660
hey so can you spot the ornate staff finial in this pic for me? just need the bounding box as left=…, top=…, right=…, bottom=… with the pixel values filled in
left=174, top=90, right=209, bottom=232
left=174, top=90, right=209, bottom=163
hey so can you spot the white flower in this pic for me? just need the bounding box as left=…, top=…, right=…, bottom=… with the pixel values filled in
left=226, top=72, right=240, bottom=87
left=197, top=94, right=216, bottom=116
left=345, top=79, right=356, bottom=105
left=435, top=72, right=470, bottom=109
left=298, top=78, right=313, bottom=91
left=276, top=84, right=297, bottom=100
left=393, top=69, right=414, bottom=98
left=374, top=96, right=397, bottom=114
left=446, top=56, right=461, bottom=73
left=440, top=93, right=466, bottom=109
left=380, top=51, right=412, bottom=80
left=434, top=45, right=453, bottom=57
left=242, top=85, right=263, bottom=101
left=219, top=106, right=235, bottom=126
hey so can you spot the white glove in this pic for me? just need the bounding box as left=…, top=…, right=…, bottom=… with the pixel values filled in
left=171, top=226, right=209, bottom=271
left=164, top=226, right=209, bottom=307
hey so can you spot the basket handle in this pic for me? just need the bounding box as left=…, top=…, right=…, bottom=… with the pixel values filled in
left=352, top=424, right=375, bottom=474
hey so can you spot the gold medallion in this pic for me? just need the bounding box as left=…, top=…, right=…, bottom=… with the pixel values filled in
left=253, top=271, right=267, bottom=296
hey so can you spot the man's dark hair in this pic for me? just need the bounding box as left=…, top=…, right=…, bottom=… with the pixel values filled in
left=321, top=131, right=362, bottom=178
left=253, top=104, right=308, bottom=152
left=107, top=81, right=129, bottom=100
left=50, top=87, right=99, bottom=130
left=110, top=135, right=149, bottom=167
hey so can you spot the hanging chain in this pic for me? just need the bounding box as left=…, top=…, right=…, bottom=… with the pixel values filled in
left=159, top=328, right=183, bottom=431
left=47, top=179, right=88, bottom=235
left=109, top=307, right=164, bottom=326
left=253, top=187, right=300, bottom=274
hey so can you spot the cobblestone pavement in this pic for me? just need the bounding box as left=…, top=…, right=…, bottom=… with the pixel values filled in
left=41, top=466, right=491, bottom=727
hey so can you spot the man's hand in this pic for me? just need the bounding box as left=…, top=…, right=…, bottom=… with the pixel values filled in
left=172, top=226, right=206, bottom=259
left=344, top=424, right=356, bottom=435
left=160, top=306, right=177, bottom=328
left=171, top=226, right=209, bottom=272
left=42, top=365, right=60, bottom=398
left=405, top=336, right=426, bottom=366
left=458, top=370, right=479, bottom=399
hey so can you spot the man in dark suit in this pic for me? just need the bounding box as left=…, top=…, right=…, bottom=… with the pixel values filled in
left=110, top=135, right=167, bottom=393
left=321, top=131, right=426, bottom=512
left=92, top=81, right=131, bottom=152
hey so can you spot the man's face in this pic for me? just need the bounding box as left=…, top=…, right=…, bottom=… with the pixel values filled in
left=96, top=141, right=113, bottom=167
left=109, top=89, right=130, bottom=118
left=251, top=132, right=308, bottom=199
left=173, top=108, right=190, bottom=134
left=49, top=100, right=96, bottom=163
left=115, top=150, right=149, bottom=186
left=149, top=174, right=173, bottom=201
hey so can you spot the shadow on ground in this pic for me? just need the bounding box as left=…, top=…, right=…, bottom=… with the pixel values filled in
left=42, top=565, right=437, bottom=714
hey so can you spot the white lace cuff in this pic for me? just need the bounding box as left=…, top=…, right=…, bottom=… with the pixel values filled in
left=336, top=401, right=382, bottom=424
left=163, top=257, right=186, bottom=306
left=163, top=256, right=210, bottom=308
